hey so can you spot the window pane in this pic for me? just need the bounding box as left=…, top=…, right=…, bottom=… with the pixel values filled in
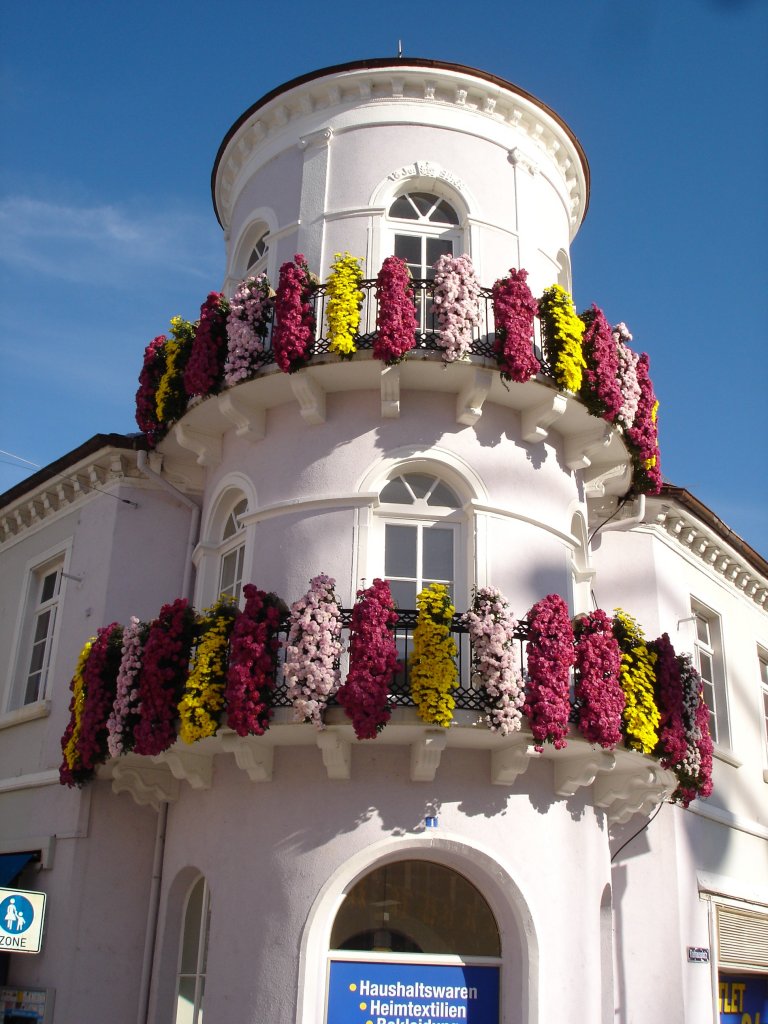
left=389, top=195, right=419, bottom=219
left=428, top=481, right=460, bottom=508
left=385, top=525, right=417, bottom=579
left=423, top=527, right=453, bottom=582
left=380, top=477, right=413, bottom=505
left=176, top=977, right=196, bottom=1024
left=699, top=651, right=714, bottom=683
left=394, top=234, right=421, bottom=267
left=427, top=237, right=454, bottom=269
left=180, top=880, right=204, bottom=973
left=219, top=550, right=237, bottom=598
left=389, top=580, right=417, bottom=610
left=32, top=610, right=52, bottom=646
left=432, top=199, right=459, bottom=225
left=695, top=614, right=710, bottom=645
left=406, top=474, right=434, bottom=500
left=410, top=192, right=436, bottom=217
left=41, top=571, right=58, bottom=603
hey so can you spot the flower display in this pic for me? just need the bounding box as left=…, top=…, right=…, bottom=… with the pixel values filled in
left=672, top=654, right=713, bottom=805
left=284, top=574, right=343, bottom=728
left=337, top=579, right=399, bottom=738
left=225, top=585, right=287, bottom=736
left=650, top=633, right=690, bottom=770
left=538, top=284, right=586, bottom=393
left=135, top=335, right=168, bottom=447
left=524, top=594, right=574, bottom=750
left=430, top=253, right=481, bottom=362
left=373, top=256, right=417, bottom=364
left=155, top=317, right=196, bottom=425
left=60, top=624, right=123, bottom=786
left=463, top=586, right=524, bottom=734
left=613, top=322, right=641, bottom=429
left=178, top=600, right=239, bottom=744
left=107, top=616, right=148, bottom=757
left=612, top=609, right=660, bottom=753
left=224, top=275, right=274, bottom=385
left=59, top=638, right=95, bottom=786
left=626, top=352, right=662, bottom=494
left=491, top=267, right=540, bottom=382
left=273, top=254, right=316, bottom=373
left=573, top=610, right=624, bottom=748
left=133, top=599, right=196, bottom=756
left=409, top=583, right=458, bottom=727
left=183, top=292, right=231, bottom=398
left=579, top=305, right=623, bottom=422
left=326, top=252, right=364, bottom=358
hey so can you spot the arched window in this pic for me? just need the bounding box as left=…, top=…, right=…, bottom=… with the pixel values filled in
left=245, top=229, right=268, bottom=276
left=380, top=472, right=462, bottom=609
left=218, top=497, right=247, bottom=602
left=388, top=191, right=462, bottom=281
left=331, top=859, right=500, bottom=956
left=174, top=876, right=211, bottom=1024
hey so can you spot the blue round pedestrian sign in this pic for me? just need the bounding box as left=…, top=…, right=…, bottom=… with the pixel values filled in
left=0, top=894, right=34, bottom=935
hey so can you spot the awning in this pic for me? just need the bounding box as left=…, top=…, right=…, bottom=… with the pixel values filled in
left=0, top=852, right=34, bottom=887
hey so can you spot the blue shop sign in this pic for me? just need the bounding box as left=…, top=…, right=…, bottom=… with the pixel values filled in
left=328, top=959, right=499, bottom=1024
left=719, top=973, right=767, bottom=1023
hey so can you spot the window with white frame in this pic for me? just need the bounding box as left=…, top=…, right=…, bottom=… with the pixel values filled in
left=174, top=876, right=210, bottom=1024
left=692, top=600, right=730, bottom=747
left=11, top=556, right=64, bottom=709
left=759, top=648, right=768, bottom=761
left=245, top=229, right=268, bottom=277
left=217, top=497, right=247, bottom=603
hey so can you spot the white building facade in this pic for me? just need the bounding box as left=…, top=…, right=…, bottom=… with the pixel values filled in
left=0, top=59, right=766, bottom=1024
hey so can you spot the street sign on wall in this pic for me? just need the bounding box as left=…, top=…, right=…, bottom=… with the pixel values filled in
left=328, top=959, right=500, bottom=1024
left=0, top=887, right=46, bottom=954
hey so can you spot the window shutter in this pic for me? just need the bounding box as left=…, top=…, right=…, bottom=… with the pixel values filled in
left=718, top=906, right=768, bottom=971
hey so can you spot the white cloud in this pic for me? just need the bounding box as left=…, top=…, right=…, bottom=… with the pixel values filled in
left=0, top=195, right=220, bottom=284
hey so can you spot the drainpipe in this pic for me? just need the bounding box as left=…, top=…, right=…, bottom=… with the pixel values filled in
left=136, top=449, right=200, bottom=600
left=598, top=493, right=646, bottom=534
left=135, top=450, right=201, bottom=1023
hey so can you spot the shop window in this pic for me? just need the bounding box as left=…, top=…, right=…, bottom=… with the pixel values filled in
left=174, top=876, right=210, bottom=1024
left=8, top=555, right=64, bottom=709
left=330, top=860, right=499, bottom=957
left=692, top=600, right=730, bottom=747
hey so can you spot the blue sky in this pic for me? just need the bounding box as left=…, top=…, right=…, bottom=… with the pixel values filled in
left=1, top=0, right=766, bottom=553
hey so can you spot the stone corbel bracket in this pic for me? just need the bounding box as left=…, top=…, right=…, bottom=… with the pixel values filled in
left=594, top=764, right=676, bottom=824
left=411, top=731, right=449, bottom=782
left=154, top=748, right=213, bottom=790
left=491, top=741, right=540, bottom=786
left=174, top=423, right=223, bottom=467
left=554, top=750, right=615, bottom=797
left=381, top=365, right=400, bottom=418
left=317, top=730, right=351, bottom=780
left=456, top=368, right=493, bottom=426
left=220, top=733, right=274, bottom=782
left=521, top=394, right=567, bottom=443
left=564, top=427, right=612, bottom=471
left=218, top=392, right=266, bottom=442
left=290, top=373, right=326, bottom=425
left=111, top=759, right=179, bottom=810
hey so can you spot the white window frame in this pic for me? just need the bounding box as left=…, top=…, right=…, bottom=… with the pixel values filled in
left=6, top=542, right=71, bottom=712
left=758, top=646, right=768, bottom=780
left=216, top=497, right=247, bottom=604
left=691, top=598, right=730, bottom=749
left=194, top=481, right=255, bottom=610
left=174, top=875, right=211, bottom=1024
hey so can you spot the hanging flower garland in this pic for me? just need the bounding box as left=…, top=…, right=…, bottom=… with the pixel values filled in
left=373, top=256, right=418, bottom=365
left=612, top=322, right=641, bottom=429
left=284, top=574, right=343, bottom=728
left=107, top=616, right=148, bottom=758
left=650, top=632, right=689, bottom=770
left=59, top=638, right=95, bottom=786
left=273, top=254, right=317, bottom=373
left=132, top=599, right=196, bottom=756
left=183, top=292, right=231, bottom=398
left=409, top=583, right=458, bottom=727
left=672, top=654, right=713, bottom=806
left=135, top=335, right=168, bottom=447
left=538, top=284, right=586, bottom=393
left=491, top=267, right=540, bottom=382
left=579, top=305, right=623, bottom=422
left=430, top=253, right=481, bottom=363
left=463, top=586, right=525, bottom=735
left=224, top=275, right=274, bottom=386
left=155, top=316, right=196, bottom=425
left=626, top=353, right=662, bottom=495
left=225, top=585, right=288, bottom=737
left=524, top=594, right=574, bottom=751
left=326, top=252, right=364, bottom=359
left=60, top=624, right=123, bottom=786
left=337, top=579, right=399, bottom=739
left=178, top=600, right=239, bottom=744
left=612, top=609, right=660, bottom=754
left=573, top=609, right=624, bottom=748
